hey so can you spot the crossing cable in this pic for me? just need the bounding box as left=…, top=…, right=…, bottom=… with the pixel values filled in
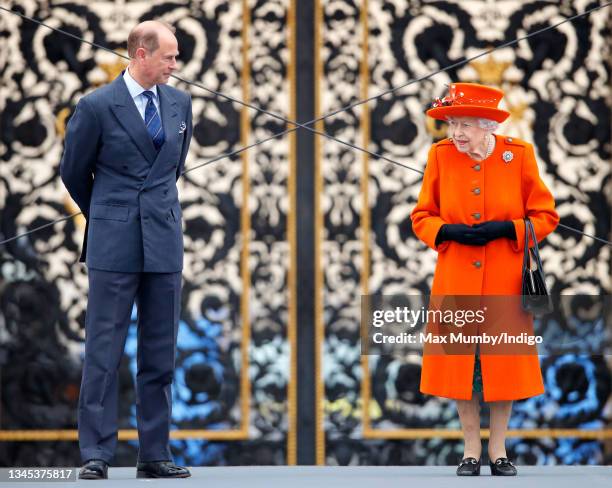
left=183, top=0, right=612, bottom=178
left=0, top=3, right=610, bottom=248
left=3, top=2, right=610, bottom=177
left=0, top=4, right=420, bottom=174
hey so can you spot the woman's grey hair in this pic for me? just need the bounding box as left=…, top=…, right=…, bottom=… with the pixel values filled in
left=446, top=116, right=499, bottom=132
left=476, top=118, right=499, bottom=131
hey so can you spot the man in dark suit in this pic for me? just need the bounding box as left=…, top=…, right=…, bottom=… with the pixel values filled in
left=60, top=20, right=192, bottom=479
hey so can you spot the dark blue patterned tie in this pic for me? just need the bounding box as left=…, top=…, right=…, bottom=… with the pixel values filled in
left=142, top=90, right=165, bottom=150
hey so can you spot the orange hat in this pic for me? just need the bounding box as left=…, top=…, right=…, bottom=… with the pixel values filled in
left=426, top=82, right=510, bottom=123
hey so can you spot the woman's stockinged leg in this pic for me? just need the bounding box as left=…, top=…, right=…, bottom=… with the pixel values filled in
left=456, top=392, right=482, bottom=458
left=488, top=400, right=512, bottom=460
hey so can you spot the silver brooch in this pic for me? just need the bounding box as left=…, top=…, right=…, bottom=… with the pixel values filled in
left=178, top=121, right=187, bottom=134
left=502, top=150, right=513, bottom=163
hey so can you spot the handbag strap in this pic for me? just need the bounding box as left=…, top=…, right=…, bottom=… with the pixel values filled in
left=523, top=217, right=530, bottom=268
left=525, top=218, right=544, bottom=271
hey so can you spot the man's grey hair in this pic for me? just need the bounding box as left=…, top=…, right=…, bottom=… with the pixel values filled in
left=127, top=21, right=176, bottom=58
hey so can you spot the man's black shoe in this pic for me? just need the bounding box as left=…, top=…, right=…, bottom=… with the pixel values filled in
left=136, top=460, right=191, bottom=478
left=78, top=459, right=108, bottom=480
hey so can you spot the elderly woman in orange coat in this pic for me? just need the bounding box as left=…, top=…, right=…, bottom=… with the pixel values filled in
left=410, top=83, right=559, bottom=476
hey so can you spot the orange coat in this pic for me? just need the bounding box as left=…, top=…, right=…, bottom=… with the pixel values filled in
left=410, top=135, right=559, bottom=401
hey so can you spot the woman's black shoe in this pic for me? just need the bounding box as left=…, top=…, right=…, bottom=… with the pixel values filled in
left=489, top=457, right=517, bottom=476
left=456, top=457, right=481, bottom=476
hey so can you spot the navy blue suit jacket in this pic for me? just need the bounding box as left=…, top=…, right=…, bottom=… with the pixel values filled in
left=60, top=72, right=192, bottom=272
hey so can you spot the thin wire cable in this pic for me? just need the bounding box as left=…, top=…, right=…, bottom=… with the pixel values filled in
left=185, top=0, right=612, bottom=174
left=557, top=223, right=611, bottom=246
left=312, top=1, right=612, bottom=126
left=0, top=5, right=421, bottom=174
left=1, top=3, right=609, bottom=176
left=1, top=212, right=82, bottom=245
left=5, top=2, right=611, bottom=176
left=0, top=4, right=610, bottom=247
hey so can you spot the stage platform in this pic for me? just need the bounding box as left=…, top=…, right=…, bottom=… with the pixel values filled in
left=13, top=465, right=612, bottom=487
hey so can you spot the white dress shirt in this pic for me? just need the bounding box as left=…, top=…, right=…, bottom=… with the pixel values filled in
left=123, top=67, right=161, bottom=121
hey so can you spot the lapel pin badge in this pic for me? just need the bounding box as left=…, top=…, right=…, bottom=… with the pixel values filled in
left=502, top=150, right=513, bottom=163
left=178, top=121, right=187, bottom=134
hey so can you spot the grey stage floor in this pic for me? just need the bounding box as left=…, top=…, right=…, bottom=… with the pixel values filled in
left=10, top=466, right=612, bottom=487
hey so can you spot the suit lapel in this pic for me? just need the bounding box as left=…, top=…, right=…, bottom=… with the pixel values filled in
left=158, top=84, right=178, bottom=152
left=109, top=74, right=157, bottom=164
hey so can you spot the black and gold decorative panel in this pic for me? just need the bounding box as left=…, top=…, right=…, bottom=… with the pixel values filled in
left=0, top=0, right=295, bottom=466
left=0, top=0, right=610, bottom=468
left=317, top=0, right=611, bottom=466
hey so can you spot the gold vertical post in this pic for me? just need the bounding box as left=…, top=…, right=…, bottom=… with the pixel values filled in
left=287, top=0, right=298, bottom=466
left=240, top=0, right=252, bottom=434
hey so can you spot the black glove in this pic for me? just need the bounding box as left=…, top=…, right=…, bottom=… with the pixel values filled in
left=471, top=220, right=516, bottom=242
left=435, top=224, right=488, bottom=246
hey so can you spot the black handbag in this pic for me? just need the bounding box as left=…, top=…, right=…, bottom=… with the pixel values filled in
left=521, top=217, right=553, bottom=315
